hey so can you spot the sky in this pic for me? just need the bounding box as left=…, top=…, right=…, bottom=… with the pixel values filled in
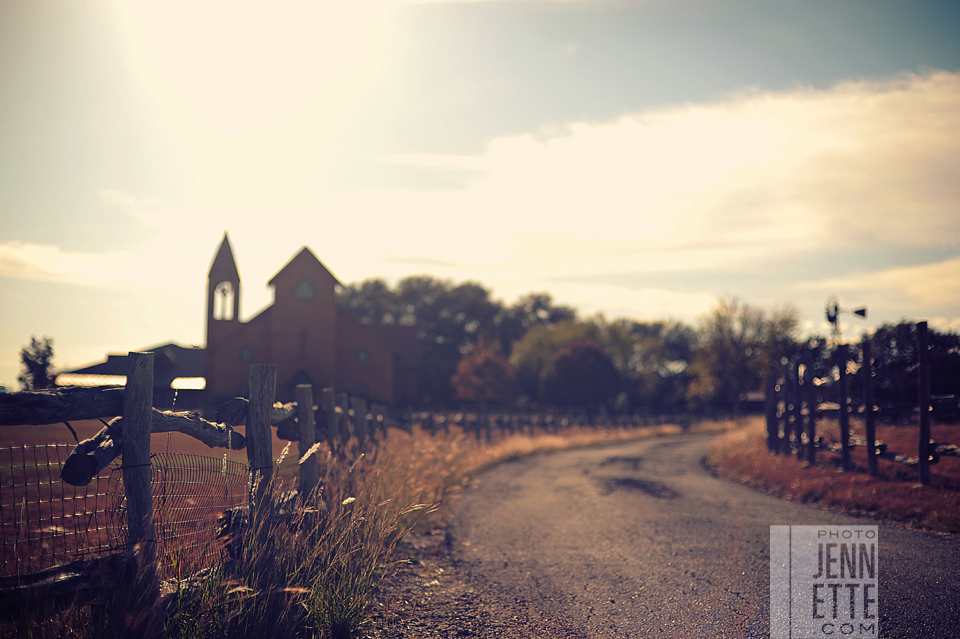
left=1, top=0, right=959, bottom=389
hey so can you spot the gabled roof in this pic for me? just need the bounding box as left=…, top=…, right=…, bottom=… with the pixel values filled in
left=61, top=342, right=204, bottom=385
left=208, top=232, right=240, bottom=281
left=267, top=246, right=341, bottom=288
left=61, top=343, right=204, bottom=379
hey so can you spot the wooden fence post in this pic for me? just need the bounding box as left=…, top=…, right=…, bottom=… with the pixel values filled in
left=322, top=387, right=339, bottom=459
left=296, top=384, right=319, bottom=497
left=837, top=344, right=852, bottom=471
left=778, top=362, right=790, bottom=454
left=918, top=321, right=932, bottom=486
left=248, top=364, right=276, bottom=520
left=792, top=357, right=805, bottom=461
left=862, top=337, right=879, bottom=477
left=337, top=392, right=350, bottom=445
left=122, top=351, right=157, bottom=634
left=352, top=397, right=369, bottom=450
left=802, top=349, right=818, bottom=465
left=765, top=369, right=778, bottom=453
left=123, top=352, right=155, bottom=557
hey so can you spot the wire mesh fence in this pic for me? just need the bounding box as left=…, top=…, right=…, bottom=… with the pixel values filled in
left=149, top=452, right=249, bottom=580
left=1, top=445, right=250, bottom=581
left=0, top=444, right=125, bottom=577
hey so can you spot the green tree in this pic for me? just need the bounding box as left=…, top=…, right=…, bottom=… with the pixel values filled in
left=19, top=336, right=56, bottom=390
left=496, top=292, right=577, bottom=356
left=605, top=319, right=697, bottom=413
left=338, top=276, right=503, bottom=405
left=539, top=340, right=621, bottom=409
left=337, top=278, right=399, bottom=325
left=509, top=319, right=604, bottom=400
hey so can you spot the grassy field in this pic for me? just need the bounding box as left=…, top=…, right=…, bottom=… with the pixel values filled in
left=706, top=417, right=960, bottom=534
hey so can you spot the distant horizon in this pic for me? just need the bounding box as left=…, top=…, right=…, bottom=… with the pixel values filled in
left=19, top=261, right=942, bottom=388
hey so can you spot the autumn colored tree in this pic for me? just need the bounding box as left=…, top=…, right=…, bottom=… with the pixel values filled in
left=18, top=335, right=56, bottom=390
left=451, top=339, right=518, bottom=405
left=539, top=340, right=621, bottom=410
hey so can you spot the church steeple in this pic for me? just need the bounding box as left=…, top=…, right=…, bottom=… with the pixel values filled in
left=206, top=233, right=241, bottom=347
left=209, top=232, right=241, bottom=283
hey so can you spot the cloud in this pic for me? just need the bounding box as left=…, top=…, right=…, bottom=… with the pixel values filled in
left=337, top=72, right=959, bottom=279
left=0, top=239, right=213, bottom=293
left=805, top=256, right=960, bottom=318
left=0, top=243, right=104, bottom=285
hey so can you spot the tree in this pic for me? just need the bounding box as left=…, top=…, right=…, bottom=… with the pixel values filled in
left=605, top=319, right=697, bottom=413
left=338, top=275, right=503, bottom=405
left=337, top=278, right=400, bottom=325
left=509, top=320, right=604, bottom=400
left=19, top=336, right=56, bottom=390
left=539, top=340, right=621, bottom=410
left=451, top=339, right=518, bottom=405
left=687, top=298, right=800, bottom=413
left=496, top=292, right=577, bottom=356
left=862, top=322, right=960, bottom=419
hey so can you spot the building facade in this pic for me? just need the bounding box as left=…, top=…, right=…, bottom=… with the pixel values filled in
left=204, top=234, right=420, bottom=409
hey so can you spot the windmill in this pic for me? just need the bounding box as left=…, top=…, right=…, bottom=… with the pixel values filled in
left=825, top=295, right=867, bottom=344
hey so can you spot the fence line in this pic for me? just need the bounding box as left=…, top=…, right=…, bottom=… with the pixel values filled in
left=765, top=321, right=959, bottom=485
left=0, top=355, right=262, bottom=623
left=1, top=354, right=730, bottom=618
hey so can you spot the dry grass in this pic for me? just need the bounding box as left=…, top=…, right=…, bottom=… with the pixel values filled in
left=368, top=418, right=743, bottom=529
left=705, top=418, right=960, bottom=534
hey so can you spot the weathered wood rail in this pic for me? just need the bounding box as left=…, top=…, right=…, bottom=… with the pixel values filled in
left=60, top=410, right=246, bottom=486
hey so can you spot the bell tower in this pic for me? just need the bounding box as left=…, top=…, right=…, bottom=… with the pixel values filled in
left=206, top=232, right=241, bottom=349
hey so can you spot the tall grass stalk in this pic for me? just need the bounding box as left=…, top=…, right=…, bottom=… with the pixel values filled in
left=163, top=449, right=431, bottom=639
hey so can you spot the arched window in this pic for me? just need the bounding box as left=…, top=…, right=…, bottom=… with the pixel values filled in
left=213, top=281, right=235, bottom=321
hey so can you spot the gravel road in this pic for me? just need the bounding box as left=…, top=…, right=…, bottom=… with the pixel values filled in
left=440, top=433, right=960, bottom=638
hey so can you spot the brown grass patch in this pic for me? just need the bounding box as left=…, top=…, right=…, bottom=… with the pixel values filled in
left=705, top=418, right=960, bottom=534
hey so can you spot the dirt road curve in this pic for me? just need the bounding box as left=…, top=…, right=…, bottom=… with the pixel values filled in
left=445, top=434, right=959, bottom=638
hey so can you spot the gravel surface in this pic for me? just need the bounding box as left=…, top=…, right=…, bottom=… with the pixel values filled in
left=366, top=434, right=960, bottom=638
left=366, top=527, right=591, bottom=639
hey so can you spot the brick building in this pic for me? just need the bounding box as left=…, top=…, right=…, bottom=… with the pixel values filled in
left=204, top=234, right=420, bottom=409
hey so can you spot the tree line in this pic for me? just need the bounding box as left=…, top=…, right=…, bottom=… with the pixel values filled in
left=338, top=276, right=960, bottom=416
left=18, top=279, right=959, bottom=418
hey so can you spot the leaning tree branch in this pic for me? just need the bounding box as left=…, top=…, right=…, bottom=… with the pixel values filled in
left=214, top=396, right=296, bottom=426
left=60, top=410, right=245, bottom=486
